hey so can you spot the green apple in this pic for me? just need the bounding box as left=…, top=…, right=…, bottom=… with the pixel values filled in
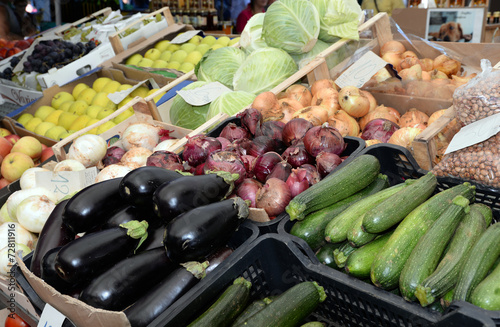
left=17, top=113, right=34, bottom=127
left=170, top=50, right=188, bottom=63
left=184, top=51, right=203, bottom=66
left=138, top=58, right=154, bottom=67
left=92, top=77, right=113, bottom=92
left=96, top=121, right=117, bottom=134
left=59, top=101, right=74, bottom=112
left=166, top=61, right=181, bottom=70
left=201, top=35, right=217, bottom=46
left=180, top=43, right=196, bottom=54
left=51, top=92, right=75, bottom=110
left=154, top=40, right=171, bottom=52
left=210, top=44, right=224, bottom=51
left=144, top=48, right=161, bottom=61
left=125, top=53, right=143, bottom=66
left=188, top=35, right=202, bottom=45
left=69, top=115, right=92, bottom=131
left=229, top=37, right=240, bottom=46
left=101, top=80, right=122, bottom=94
left=96, top=108, right=115, bottom=120
left=179, top=62, right=195, bottom=73
left=68, top=100, right=89, bottom=116
left=72, top=83, right=90, bottom=99
left=215, top=36, right=230, bottom=46
left=44, top=110, right=64, bottom=125
left=166, top=44, right=181, bottom=52
left=195, top=44, right=210, bottom=55
left=159, top=51, right=172, bottom=62
left=85, top=105, right=104, bottom=119
left=34, top=122, right=56, bottom=136
left=34, top=105, right=55, bottom=120
left=112, top=107, right=135, bottom=124
left=24, top=117, right=43, bottom=132
left=77, top=88, right=97, bottom=105
left=152, top=60, right=168, bottom=69
left=58, top=112, right=79, bottom=130
left=118, top=84, right=134, bottom=92
left=44, top=126, right=67, bottom=140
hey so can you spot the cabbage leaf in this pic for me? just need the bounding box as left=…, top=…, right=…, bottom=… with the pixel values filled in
left=233, top=47, right=297, bottom=95
left=207, top=91, right=256, bottom=120
left=194, top=47, right=247, bottom=89
left=262, top=0, right=320, bottom=55
left=310, top=0, right=363, bottom=42
left=239, top=13, right=268, bottom=54
left=169, top=81, right=211, bottom=130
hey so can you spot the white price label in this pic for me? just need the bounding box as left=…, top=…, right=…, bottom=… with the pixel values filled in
left=177, top=82, right=232, bottom=106
left=494, top=61, right=500, bottom=70
left=35, top=167, right=99, bottom=197
left=37, top=304, right=66, bottom=327
left=107, top=79, right=149, bottom=104
left=170, top=30, right=203, bottom=44
left=445, top=112, right=500, bottom=154
left=335, top=51, right=389, bottom=89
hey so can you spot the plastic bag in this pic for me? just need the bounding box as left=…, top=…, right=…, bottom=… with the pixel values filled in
left=453, top=59, right=500, bottom=126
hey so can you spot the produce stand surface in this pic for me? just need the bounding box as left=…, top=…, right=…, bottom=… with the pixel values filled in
left=277, top=143, right=500, bottom=327
left=14, top=219, right=259, bottom=327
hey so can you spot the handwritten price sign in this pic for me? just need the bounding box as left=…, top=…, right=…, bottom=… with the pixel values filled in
left=35, top=167, right=99, bottom=197
left=37, top=304, right=66, bottom=327
left=335, top=51, right=389, bottom=89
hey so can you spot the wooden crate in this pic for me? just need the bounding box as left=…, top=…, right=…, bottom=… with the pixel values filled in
left=52, top=7, right=113, bottom=36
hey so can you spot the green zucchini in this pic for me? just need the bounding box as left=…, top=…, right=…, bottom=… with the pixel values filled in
left=362, top=172, right=437, bottom=234
left=231, top=297, right=274, bottom=326
left=470, top=262, right=500, bottom=310
left=491, top=256, right=500, bottom=273
left=324, top=181, right=411, bottom=243
left=371, top=182, right=476, bottom=290
left=454, top=222, right=500, bottom=302
left=188, top=277, right=251, bottom=327
left=470, top=203, right=493, bottom=226
left=290, top=174, right=389, bottom=250
left=233, top=281, right=326, bottom=327
left=286, top=155, right=380, bottom=221
left=300, top=323, right=325, bottom=327
left=427, top=301, right=445, bottom=313
left=333, top=242, right=357, bottom=269
left=345, top=232, right=393, bottom=279
left=347, top=213, right=377, bottom=247
left=399, top=195, right=469, bottom=301
left=415, top=206, right=487, bottom=307
left=440, top=288, right=454, bottom=308
left=316, top=242, right=345, bottom=270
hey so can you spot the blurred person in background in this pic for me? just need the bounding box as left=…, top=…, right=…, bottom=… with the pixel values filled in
left=231, top=0, right=250, bottom=25
left=0, top=0, right=37, bottom=39
left=361, top=0, right=405, bottom=16
left=235, top=0, right=268, bottom=34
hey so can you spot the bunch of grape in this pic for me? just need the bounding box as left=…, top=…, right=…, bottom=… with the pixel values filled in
left=0, top=55, right=21, bottom=80
left=22, top=39, right=97, bottom=74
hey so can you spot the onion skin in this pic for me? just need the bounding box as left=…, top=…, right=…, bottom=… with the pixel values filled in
left=253, top=152, right=282, bottom=183
left=303, top=124, right=345, bottom=157
left=146, top=151, right=184, bottom=171
left=380, top=40, right=406, bottom=56
left=235, top=178, right=262, bottom=208
left=256, top=121, right=284, bottom=141
left=285, top=84, right=313, bottom=108
left=282, top=143, right=314, bottom=168
left=292, top=106, right=329, bottom=126
left=316, top=151, right=342, bottom=178
left=310, top=79, right=338, bottom=97
left=388, top=127, right=423, bottom=148
left=359, top=104, right=401, bottom=130
left=277, top=98, right=304, bottom=124
left=433, top=54, right=460, bottom=77
left=120, top=147, right=153, bottom=167
left=338, top=86, right=371, bottom=118
left=286, top=169, right=309, bottom=198
left=256, top=178, right=292, bottom=217
left=216, top=137, right=231, bottom=150
left=182, top=135, right=222, bottom=167
left=361, top=118, right=400, bottom=143
left=248, top=136, right=276, bottom=158
left=204, top=150, right=247, bottom=185
left=251, top=92, right=281, bottom=121
left=299, top=164, right=321, bottom=185
left=398, top=108, right=429, bottom=128
left=122, top=123, right=160, bottom=151
left=219, top=123, right=250, bottom=142
left=311, top=87, right=340, bottom=116
left=266, top=161, right=292, bottom=182
left=282, top=118, right=313, bottom=146
left=102, top=146, right=126, bottom=167
left=238, top=108, right=262, bottom=135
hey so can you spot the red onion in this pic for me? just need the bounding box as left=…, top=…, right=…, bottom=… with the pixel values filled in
left=303, top=123, right=345, bottom=157
left=194, top=163, right=205, bottom=175
left=316, top=151, right=342, bottom=178
left=286, top=169, right=310, bottom=197
left=282, top=144, right=313, bottom=168
left=158, top=128, right=175, bottom=142
left=256, top=121, right=285, bottom=141
left=147, top=151, right=184, bottom=171
left=238, top=108, right=262, bottom=135
left=219, top=123, right=249, bottom=142
left=216, top=137, right=231, bottom=150
left=248, top=136, right=276, bottom=157
left=253, top=152, right=282, bottom=183
left=102, top=146, right=126, bottom=167
left=361, top=118, right=400, bottom=143
left=266, top=161, right=292, bottom=182
left=256, top=178, right=292, bottom=217
left=204, top=150, right=247, bottom=184
left=235, top=178, right=262, bottom=208
left=241, top=155, right=256, bottom=177
left=226, top=138, right=253, bottom=156
left=300, top=164, right=321, bottom=185
left=182, top=135, right=222, bottom=167
left=282, top=118, right=313, bottom=146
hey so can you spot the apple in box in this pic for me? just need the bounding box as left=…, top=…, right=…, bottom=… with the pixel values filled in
left=11, top=136, right=42, bottom=160
left=1, top=152, right=34, bottom=182
left=0, top=137, right=13, bottom=159
left=5, top=134, right=20, bottom=145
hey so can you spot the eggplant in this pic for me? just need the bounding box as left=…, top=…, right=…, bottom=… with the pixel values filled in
left=164, top=197, right=249, bottom=263
left=102, top=205, right=162, bottom=230
left=119, top=166, right=182, bottom=208
left=79, top=247, right=175, bottom=311
left=123, top=248, right=231, bottom=327
left=138, top=224, right=166, bottom=252
left=54, top=220, right=149, bottom=284
left=62, top=178, right=125, bottom=233
left=152, top=171, right=239, bottom=222
left=40, top=247, right=74, bottom=293
left=30, top=199, right=75, bottom=277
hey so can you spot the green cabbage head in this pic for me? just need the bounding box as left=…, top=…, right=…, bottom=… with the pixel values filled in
left=233, top=47, right=297, bottom=95
left=169, top=81, right=211, bottom=130
left=310, top=0, right=363, bottom=42
left=194, top=47, right=247, bottom=89
left=207, top=91, right=256, bottom=120
left=240, top=13, right=268, bottom=54
left=262, top=0, right=320, bottom=55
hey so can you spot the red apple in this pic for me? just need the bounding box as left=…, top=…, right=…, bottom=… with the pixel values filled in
left=11, top=136, right=42, bottom=160
left=5, top=134, right=20, bottom=145
left=0, top=128, right=11, bottom=137
left=0, top=136, right=13, bottom=159
left=6, top=47, right=21, bottom=57
left=14, top=40, right=30, bottom=50
left=41, top=143, right=48, bottom=150
left=1, top=152, right=35, bottom=182
left=40, top=147, right=54, bottom=163
left=0, top=177, right=9, bottom=189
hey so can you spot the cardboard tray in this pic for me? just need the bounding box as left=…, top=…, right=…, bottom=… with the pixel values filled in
left=278, top=142, right=500, bottom=327
left=15, top=220, right=260, bottom=327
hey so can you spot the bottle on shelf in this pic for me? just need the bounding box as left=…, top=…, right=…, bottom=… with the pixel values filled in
left=494, top=12, right=500, bottom=24
left=182, top=0, right=190, bottom=25
left=191, top=0, right=200, bottom=28
left=174, top=1, right=183, bottom=25
left=199, top=0, right=208, bottom=31
left=207, top=0, right=219, bottom=30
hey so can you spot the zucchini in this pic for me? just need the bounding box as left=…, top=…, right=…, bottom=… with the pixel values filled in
left=231, top=297, right=274, bottom=326
left=441, top=288, right=454, bottom=308
left=324, top=181, right=411, bottom=243
left=333, top=242, right=357, bottom=269
left=300, top=323, right=325, bottom=327
left=188, top=277, right=252, bottom=327
left=316, top=242, right=345, bottom=270
left=371, top=182, right=475, bottom=290
left=347, top=214, right=377, bottom=247
left=290, top=174, right=389, bottom=250
left=415, top=206, right=487, bottom=307
left=470, top=203, right=493, bottom=226
left=362, top=172, right=437, bottom=234
left=345, top=232, right=393, bottom=279
left=233, top=281, right=326, bottom=327
left=470, top=263, right=500, bottom=310
left=399, top=195, right=469, bottom=301
left=286, top=154, right=380, bottom=221
left=454, top=222, right=500, bottom=301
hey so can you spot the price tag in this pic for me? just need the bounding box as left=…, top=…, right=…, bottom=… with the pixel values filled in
left=494, top=61, right=500, bottom=70
left=335, top=51, right=389, bottom=89
left=170, top=30, right=203, bottom=44
left=444, top=112, right=500, bottom=155
left=37, top=303, right=66, bottom=327
left=107, top=79, right=149, bottom=104
left=35, top=167, right=99, bottom=198
left=177, top=82, right=232, bottom=106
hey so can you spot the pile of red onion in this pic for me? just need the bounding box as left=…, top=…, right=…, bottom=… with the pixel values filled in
left=139, top=108, right=347, bottom=219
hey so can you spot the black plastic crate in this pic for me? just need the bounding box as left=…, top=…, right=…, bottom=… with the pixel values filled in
left=205, top=116, right=366, bottom=234
left=276, top=143, right=500, bottom=326
left=14, top=219, right=260, bottom=326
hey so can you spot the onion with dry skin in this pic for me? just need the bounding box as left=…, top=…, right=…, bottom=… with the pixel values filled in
left=292, top=106, right=329, bottom=126
left=358, top=104, right=401, bottom=130
left=382, top=52, right=402, bottom=72
left=361, top=90, right=377, bottom=113
left=388, top=127, right=423, bottom=148
left=278, top=98, right=304, bottom=124
left=327, top=117, right=350, bottom=137
left=338, top=86, right=371, bottom=118
left=399, top=64, right=422, bottom=82
left=451, top=73, right=477, bottom=87
left=255, top=177, right=292, bottom=217
left=311, top=87, right=340, bottom=116
left=428, top=109, right=447, bottom=125
left=401, top=50, right=418, bottom=59
left=405, top=80, right=434, bottom=97
left=365, top=139, right=382, bottom=147
left=251, top=91, right=281, bottom=121
left=433, top=54, right=461, bottom=77
left=285, top=84, right=312, bottom=108
left=310, top=79, right=338, bottom=97
left=400, top=57, right=422, bottom=70
left=399, top=108, right=429, bottom=128
left=380, top=40, right=406, bottom=56
left=420, top=58, right=434, bottom=71
left=330, top=109, right=359, bottom=137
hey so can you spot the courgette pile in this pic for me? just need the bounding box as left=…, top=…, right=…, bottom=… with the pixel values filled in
left=187, top=277, right=327, bottom=327
left=288, top=154, right=500, bottom=312
left=29, top=166, right=251, bottom=327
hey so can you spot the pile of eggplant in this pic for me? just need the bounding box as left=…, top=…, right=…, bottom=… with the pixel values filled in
left=28, top=166, right=250, bottom=327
